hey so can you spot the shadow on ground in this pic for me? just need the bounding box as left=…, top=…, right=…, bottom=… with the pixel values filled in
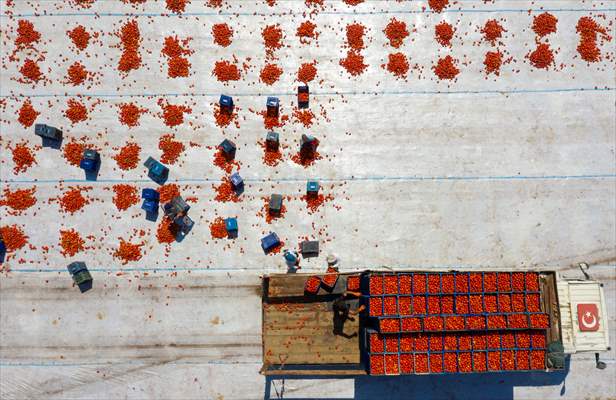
left=264, top=358, right=570, bottom=400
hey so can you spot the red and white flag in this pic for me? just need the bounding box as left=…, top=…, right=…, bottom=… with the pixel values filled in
left=577, top=303, right=600, bottom=332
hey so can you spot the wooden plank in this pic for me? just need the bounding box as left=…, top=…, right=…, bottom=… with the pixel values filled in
left=264, top=352, right=360, bottom=365
left=263, top=368, right=367, bottom=376
left=542, top=272, right=562, bottom=345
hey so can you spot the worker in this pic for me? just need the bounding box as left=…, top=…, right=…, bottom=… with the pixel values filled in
left=332, top=292, right=365, bottom=338
left=283, top=249, right=300, bottom=272
left=326, top=254, right=339, bottom=268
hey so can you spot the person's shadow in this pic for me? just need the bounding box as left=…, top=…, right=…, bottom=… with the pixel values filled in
left=333, top=303, right=358, bottom=339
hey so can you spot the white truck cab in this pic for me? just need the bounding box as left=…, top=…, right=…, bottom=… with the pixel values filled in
left=557, top=273, right=610, bottom=356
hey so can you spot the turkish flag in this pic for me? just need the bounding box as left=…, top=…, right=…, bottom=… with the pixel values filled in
left=577, top=303, right=600, bottom=332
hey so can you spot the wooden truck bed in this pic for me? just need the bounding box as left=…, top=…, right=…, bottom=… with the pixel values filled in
left=261, top=273, right=365, bottom=376
left=261, top=270, right=562, bottom=376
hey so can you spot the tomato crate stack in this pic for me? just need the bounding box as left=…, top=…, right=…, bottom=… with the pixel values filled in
left=360, top=271, right=550, bottom=375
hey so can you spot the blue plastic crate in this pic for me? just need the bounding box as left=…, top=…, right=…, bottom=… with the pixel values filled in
left=261, top=232, right=280, bottom=253
left=266, top=130, right=279, bottom=144
left=219, top=139, right=236, bottom=157
left=230, top=173, right=243, bottom=189
left=219, top=94, right=233, bottom=109
left=141, top=199, right=158, bottom=213
left=306, top=180, right=319, bottom=194
left=225, top=217, right=238, bottom=233
left=141, top=188, right=160, bottom=201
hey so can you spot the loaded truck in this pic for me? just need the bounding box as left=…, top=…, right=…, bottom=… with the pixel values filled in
left=260, top=265, right=609, bottom=376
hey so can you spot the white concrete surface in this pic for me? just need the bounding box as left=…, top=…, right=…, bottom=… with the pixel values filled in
left=1, top=0, right=615, bottom=399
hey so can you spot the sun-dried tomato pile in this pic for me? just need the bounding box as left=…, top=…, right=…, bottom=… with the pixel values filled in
left=297, top=61, right=317, bottom=82
left=114, top=240, right=143, bottom=264
left=166, top=0, right=190, bottom=13
left=212, top=59, right=241, bottom=82
left=428, top=0, right=449, bottom=13
left=117, top=20, right=141, bottom=73
left=65, top=99, right=88, bottom=124
left=62, top=141, right=85, bottom=166
left=0, top=225, right=28, bottom=252
left=293, top=109, right=315, bottom=127
left=113, top=142, right=141, bottom=170
left=19, top=59, right=43, bottom=83
left=384, top=52, right=409, bottom=78
left=66, top=61, right=88, bottom=86
left=213, top=104, right=239, bottom=129
left=157, top=217, right=178, bottom=244
left=259, top=140, right=282, bottom=166
left=262, top=24, right=283, bottom=58
left=432, top=55, right=459, bottom=80
left=15, top=20, right=41, bottom=49
left=528, top=43, right=554, bottom=69
left=209, top=217, right=227, bottom=239
left=11, top=142, right=37, bottom=173
left=72, top=0, right=95, bottom=8
left=291, top=148, right=321, bottom=168
left=118, top=102, right=145, bottom=127
left=162, top=35, right=193, bottom=78
left=159, top=134, right=185, bottom=164
left=67, top=25, right=90, bottom=50
left=112, top=184, right=139, bottom=211
left=59, top=187, right=90, bottom=214
left=435, top=21, right=454, bottom=46
left=344, top=0, right=364, bottom=4
left=258, top=109, right=288, bottom=130
left=59, top=229, right=85, bottom=257
left=17, top=100, right=39, bottom=128
left=532, top=12, right=558, bottom=38
left=340, top=50, right=367, bottom=76
left=158, top=184, right=180, bottom=203
left=260, top=63, right=283, bottom=85
left=212, top=23, right=233, bottom=47
left=213, top=177, right=240, bottom=203
left=384, top=18, right=409, bottom=48
left=158, top=99, right=192, bottom=127
left=0, top=187, right=37, bottom=213
left=302, top=193, right=333, bottom=213
left=213, top=149, right=240, bottom=174
left=482, top=19, right=505, bottom=44
left=297, top=21, right=318, bottom=44
left=576, top=17, right=612, bottom=63
left=346, top=23, right=365, bottom=50
left=484, top=51, right=503, bottom=75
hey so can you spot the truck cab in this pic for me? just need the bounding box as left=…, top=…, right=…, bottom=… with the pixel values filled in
left=557, top=276, right=610, bottom=355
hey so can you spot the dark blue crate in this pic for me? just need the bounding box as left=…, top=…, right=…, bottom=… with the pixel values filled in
left=141, top=199, right=158, bottom=213
left=219, top=94, right=233, bottom=109
left=219, top=139, right=236, bottom=158
left=230, top=173, right=243, bottom=189
left=266, top=97, right=279, bottom=117
left=261, top=232, right=280, bottom=253
left=141, top=188, right=159, bottom=201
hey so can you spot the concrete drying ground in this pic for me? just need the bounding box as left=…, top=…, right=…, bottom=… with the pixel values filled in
left=0, top=1, right=615, bottom=399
